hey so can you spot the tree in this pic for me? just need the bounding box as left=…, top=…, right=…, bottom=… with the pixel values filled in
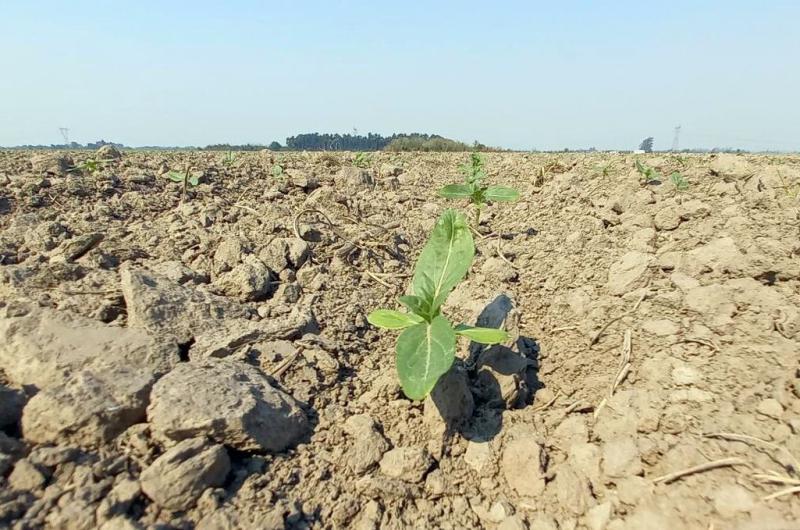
left=639, top=137, right=654, bottom=153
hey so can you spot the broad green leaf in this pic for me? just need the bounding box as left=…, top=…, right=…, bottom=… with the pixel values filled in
left=188, top=175, right=200, bottom=186
left=412, top=209, right=474, bottom=314
left=484, top=186, right=520, bottom=202
left=396, top=315, right=456, bottom=400
left=397, top=295, right=430, bottom=318
left=367, top=309, right=424, bottom=330
left=454, top=324, right=510, bottom=345
left=438, top=184, right=473, bottom=199
left=166, top=171, right=184, bottom=182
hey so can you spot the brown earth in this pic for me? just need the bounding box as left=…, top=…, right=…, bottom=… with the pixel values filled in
left=1, top=149, right=799, bottom=530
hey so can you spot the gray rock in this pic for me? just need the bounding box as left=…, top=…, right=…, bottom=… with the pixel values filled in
left=709, top=154, right=753, bottom=181
left=475, top=346, right=535, bottom=408
left=379, top=447, right=432, bottom=483
left=8, top=459, right=47, bottom=491
left=147, top=360, right=308, bottom=452
left=259, top=238, right=310, bottom=273
left=653, top=207, right=681, bottom=231
left=501, top=433, right=546, bottom=497
left=212, top=237, right=245, bottom=274
left=0, top=384, right=25, bottom=428
left=379, top=163, right=403, bottom=178
left=52, top=233, right=103, bottom=263
left=190, top=309, right=316, bottom=360
left=212, top=255, right=274, bottom=302
left=424, top=365, right=474, bottom=432
left=120, top=265, right=248, bottom=344
left=339, top=166, right=374, bottom=187
left=21, top=366, right=155, bottom=446
left=96, top=477, right=141, bottom=520
left=601, top=438, right=642, bottom=478
left=30, top=153, right=73, bottom=176
left=96, top=145, right=122, bottom=160
left=0, top=306, right=178, bottom=391
left=344, top=414, right=391, bottom=474
left=607, top=252, right=652, bottom=295
left=140, top=438, right=230, bottom=511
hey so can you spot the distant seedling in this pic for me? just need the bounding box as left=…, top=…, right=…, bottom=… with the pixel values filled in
left=166, top=167, right=200, bottom=199
left=222, top=151, right=237, bottom=167
left=635, top=160, right=661, bottom=185
left=368, top=209, right=509, bottom=400
left=669, top=171, right=689, bottom=191
left=439, top=152, right=519, bottom=226
left=353, top=152, right=372, bottom=169
left=69, top=158, right=114, bottom=175
left=271, top=163, right=285, bottom=180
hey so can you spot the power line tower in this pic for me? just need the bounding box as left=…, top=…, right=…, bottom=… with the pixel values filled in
left=58, top=128, right=70, bottom=145
left=671, top=125, right=681, bottom=152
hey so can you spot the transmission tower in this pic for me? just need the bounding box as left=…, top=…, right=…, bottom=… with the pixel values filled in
left=671, top=125, right=681, bottom=152
left=58, top=128, right=70, bottom=145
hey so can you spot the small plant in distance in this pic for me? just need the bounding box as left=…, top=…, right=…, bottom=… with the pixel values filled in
left=669, top=171, right=689, bottom=191
left=353, top=151, right=372, bottom=169
left=635, top=159, right=661, bottom=185
left=367, top=209, right=510, bottom=400
left=166, top=169, right=200, bottom=187
left=271, top=163, right=285, bottom=181
left=221, top=150, right=237, bottom=167
left=439, top=152, right=519, bottom=227
left=69, top=158, right=114, bottom=175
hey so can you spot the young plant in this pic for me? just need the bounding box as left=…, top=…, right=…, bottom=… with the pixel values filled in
left=635, top=159, right=661, bottom=185
left=221, top=150, right=237, bottom=167
left=271, top=163, right=285, bottom=181
left=69, top=158, right=114, bottom=175
left=669, top=171, right=689, bottom=191
left=166, top=166, right=200, bottom=199
left=438, top=152, right=519, bottom=227
left=367, top=209, right=510, bottom=400
left=353, top=151, right=372, bottom=168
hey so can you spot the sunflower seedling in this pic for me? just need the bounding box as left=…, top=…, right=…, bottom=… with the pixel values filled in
left=439, top=152, right=519, bottom=227
left=166, top=167, right=200, bottom=199
left=635, top=160, right=661, bottom=185
left=367, top=209, right=510, bottom=400
left=669, top=171, right=689, bottom=191
left=353, top=151, right=372, bottom=168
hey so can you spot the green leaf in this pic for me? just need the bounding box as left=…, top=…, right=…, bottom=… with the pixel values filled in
left=166, top=171, right=184, bottom=182
left=397, top=295, right=430, bottom=318
left=438, top=184, right=473, bottom=199
left=454, top=324, right=510, bottom=345
left=412, top=209, right=474, bottom=315
left=484, top=186, right=520, bottom=202
left=396, top=315, right=456, bottom=400
left=188, top=175, right=200, bottom=186
left=367, top=309, right=424, bottom=330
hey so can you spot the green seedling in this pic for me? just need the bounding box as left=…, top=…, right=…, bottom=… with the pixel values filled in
left=367, top=209, right=510, bottom=400
left=438, top=152, right=519, bottom=227
left=353, top=151, right=372, bottom=168
left=271, top=163, right=285, bottom=180
left=635, top=160, right=661, bottom=185
left=669, top=171, right=689, bottom=191
left=777, top=170, right=800, bottom=200
left=69, top=158, right=114, bottom=175
left=222, top=151, right=237, bottom=167
left=595, top=162, right=616, bottom=178
left=166, top=169, right=200, bottom=187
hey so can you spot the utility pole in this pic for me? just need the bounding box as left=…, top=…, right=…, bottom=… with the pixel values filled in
left=671, top=125, right=681, bottom=152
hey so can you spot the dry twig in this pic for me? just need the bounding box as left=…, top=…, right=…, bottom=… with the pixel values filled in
left=652, top=457, right=748, bottom=484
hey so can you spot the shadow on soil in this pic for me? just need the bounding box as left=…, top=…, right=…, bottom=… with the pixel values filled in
left=430, top=294, right=543, bottom=443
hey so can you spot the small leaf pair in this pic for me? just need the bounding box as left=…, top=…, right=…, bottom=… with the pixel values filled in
left=438, top=152, right=519, bottom=226
left=367, top=209, right=510, bottom=400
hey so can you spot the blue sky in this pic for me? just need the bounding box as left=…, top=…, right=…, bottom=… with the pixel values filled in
left=1, top=1, right=798, bottom=150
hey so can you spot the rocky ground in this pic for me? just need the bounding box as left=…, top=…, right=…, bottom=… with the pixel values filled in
left=0, top=147, right=799, bottom=529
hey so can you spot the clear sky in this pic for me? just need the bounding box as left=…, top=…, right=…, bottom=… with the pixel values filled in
left=1, top=1, right=798, bottom=151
